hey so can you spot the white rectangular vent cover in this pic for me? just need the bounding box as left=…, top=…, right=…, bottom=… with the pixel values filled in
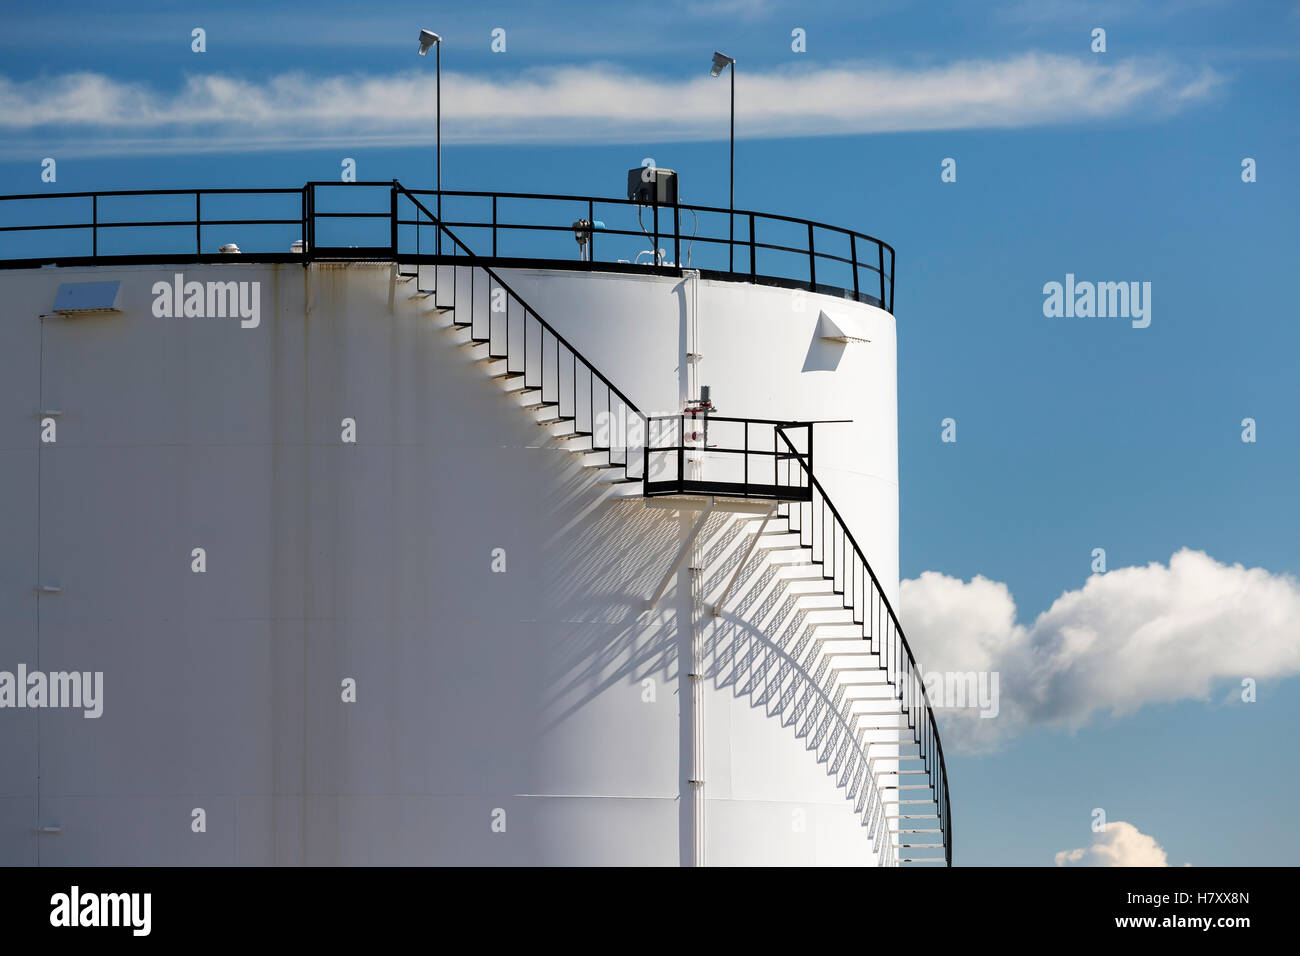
left=52, top=281, right=122, bottom=315
left=816, top=309, right=871, bottom=343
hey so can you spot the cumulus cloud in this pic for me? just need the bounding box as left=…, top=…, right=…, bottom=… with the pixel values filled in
left=0, top=53, right=1219, bottom=156
left=1054, top=821, right=1183, bottom=866
left=900, top=549, right=1300, bottom=752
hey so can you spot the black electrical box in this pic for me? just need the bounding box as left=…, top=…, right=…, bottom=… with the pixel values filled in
left=627, top=167, right=678, bottom=205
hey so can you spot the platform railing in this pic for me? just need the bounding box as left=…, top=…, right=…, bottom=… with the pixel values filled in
left=0, top=181, right=894, bottom=311
left=643, top=415, right=813, bottom=500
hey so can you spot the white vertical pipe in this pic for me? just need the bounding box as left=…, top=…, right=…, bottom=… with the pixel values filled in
left=691, top=509, right=706, bottom=866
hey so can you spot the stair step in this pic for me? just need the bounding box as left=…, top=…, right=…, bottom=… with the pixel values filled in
left=832, top=668, right=889, bottom=682
left=837, top=685, right=894, bottom=704
left=774, top=568, right=825, bottom=582
left=806, top=641, right=877, bottom=663
left=813, top=654, right=881, bottom=676
left=792, top=593, right=847, bottom=608
left=783, top=580, right=838, bottom=595
left=806, top=624, right=866, bottom=640
left=855, top=722, right=912, bottom=734
left=849, top=702, right=906, bottom=717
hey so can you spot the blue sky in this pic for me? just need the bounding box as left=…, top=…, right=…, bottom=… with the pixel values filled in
left=2, top=0, right=1297, bottom=865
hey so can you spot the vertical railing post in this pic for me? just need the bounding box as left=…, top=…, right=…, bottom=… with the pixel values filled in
left=389, top=184, right=398, bottom=258
left=673, top=203, right=680, bottom=268
left=587, top=199, right=595, bottom=265
left=653, top=203, right=660, bottom=266
left=492, top=195, right=498, bottom=258
left=807, top=222, right=816, bottom=289
left=743, top=421, right=749, bottom=495
left=879, top=242, right=886, bottom=311
left=680, top=412, right=688, bottom=489
left=850, top=233, right=859, bottom=298
left=195, top=192, right=201, bottom=255
left=807, top=423, right=814, bottom=492
left=91, top=194, right=98, bottom=259
left=749, top=213, right=756, bottom=278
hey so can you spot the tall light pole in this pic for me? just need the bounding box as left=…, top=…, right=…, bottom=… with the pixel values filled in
left=710, top=51, right=735, bottom=272
left=417, top=29, right=442, bottom=252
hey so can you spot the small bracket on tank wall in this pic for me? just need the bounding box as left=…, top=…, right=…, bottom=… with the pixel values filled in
left=49, top=281, right=123, bottom=316
left=817, top=309, right=870, bottom=344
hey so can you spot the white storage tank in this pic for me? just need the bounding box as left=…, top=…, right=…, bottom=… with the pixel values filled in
left=0, top=184, right=948, bottom=866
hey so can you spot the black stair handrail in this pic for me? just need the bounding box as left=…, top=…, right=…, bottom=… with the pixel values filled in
left=395, top=183, right=644, bottom=421
left=775, top=425, right=952, bottom=866
left=394, top=183, right=648, bottom=482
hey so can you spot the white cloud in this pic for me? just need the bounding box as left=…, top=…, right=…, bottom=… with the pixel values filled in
left=901, top=549, right=1300, bottom=752
left=1054, top=821, right=1183, bottom=866
left=0, top=53, right=1219, bottom=156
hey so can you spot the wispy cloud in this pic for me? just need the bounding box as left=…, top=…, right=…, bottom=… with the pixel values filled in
left=677, top=0, right=780, bottom=18
left=996, top=0, right=1229, bottom=25
left=901, top=549, right=1300, bottom=753
left=0, top=53, right=1219, bottom=157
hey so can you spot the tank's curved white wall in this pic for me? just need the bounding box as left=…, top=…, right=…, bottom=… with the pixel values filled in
left=0, top=261, right=898, bottom=866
